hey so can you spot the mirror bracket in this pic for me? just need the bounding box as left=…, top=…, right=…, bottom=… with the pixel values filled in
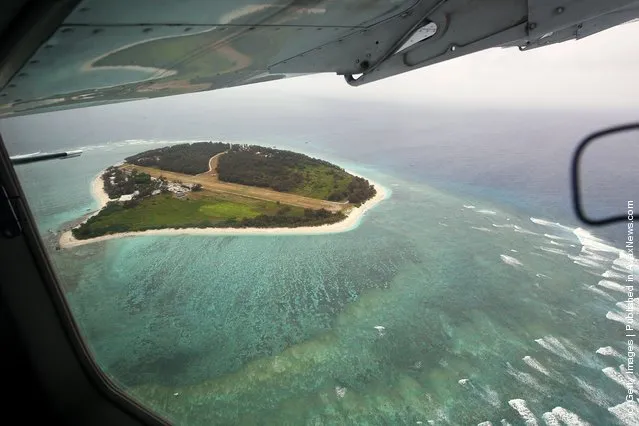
left=571, top=122, right=639, bottom=226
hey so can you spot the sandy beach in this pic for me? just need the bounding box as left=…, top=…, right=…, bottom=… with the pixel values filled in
left=91, top=172, right=111, bottom=208
left=59, top=173, right=389, bottom=249
left=57, top=171, right=112, bottom=242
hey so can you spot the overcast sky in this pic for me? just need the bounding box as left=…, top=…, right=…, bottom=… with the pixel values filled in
left=220, top=20, right=639, bottom=108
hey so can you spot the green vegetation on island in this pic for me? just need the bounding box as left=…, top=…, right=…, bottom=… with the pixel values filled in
left=71, top=142, right=377, bottom=240
left=217, top=145, right=376, bottom=203
left=102, top=167, right=165, bottom=199
left=73, top=193, right=345, bottom=239
left=125, top=142, right=229, bottom=175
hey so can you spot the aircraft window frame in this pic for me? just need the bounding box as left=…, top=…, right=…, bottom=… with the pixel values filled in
left=0, top=131, right=169, bottom=426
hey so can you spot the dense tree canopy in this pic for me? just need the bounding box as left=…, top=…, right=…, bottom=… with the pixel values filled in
left=228, top=208, right=344, bottom=228
left=125, top=142, right=229, bottom=175
left=346, top=176, right=376, bottom=205
left=122, top=142, right=376, bottom=204
left=102, top=167, right=163, bottom=199
left=217, top=145, right=376, bottom=203
left=72, top=203, right=345, bottom=239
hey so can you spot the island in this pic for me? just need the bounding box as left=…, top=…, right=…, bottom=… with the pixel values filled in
left=59, top=142, right=386, bottom=248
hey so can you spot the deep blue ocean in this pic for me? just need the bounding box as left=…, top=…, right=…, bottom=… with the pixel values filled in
left=1, top=94, right=637, bottom=425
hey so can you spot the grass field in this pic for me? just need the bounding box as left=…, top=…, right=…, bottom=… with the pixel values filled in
left=121, top=164, right=345, bottom=212
left=290, top=165, right=352, bottom=200
left=75, top=192, right=308, bottom=238
left=199, top=201, right=261, bottom=219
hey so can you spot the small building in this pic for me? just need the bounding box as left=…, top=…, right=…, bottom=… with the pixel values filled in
left=118, top=194, right=134, bottom=202
left=151, top=189, right=161, bottom=196
left=165, top=181, right=191, bottom=195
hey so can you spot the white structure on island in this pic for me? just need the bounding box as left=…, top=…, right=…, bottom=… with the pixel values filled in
left=166, top=182, right=193, bottom=195
left=118, top=190, right=139, bottom=202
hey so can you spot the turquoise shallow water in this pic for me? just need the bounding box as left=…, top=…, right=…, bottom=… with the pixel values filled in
left=15, top=142, right=638, bottom=425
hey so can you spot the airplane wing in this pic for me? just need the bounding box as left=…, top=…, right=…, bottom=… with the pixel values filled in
left=1, top=0, right=638, bottom=118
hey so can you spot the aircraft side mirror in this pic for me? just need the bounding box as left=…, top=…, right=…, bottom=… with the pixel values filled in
left=572, top=123, right=638, bottom=226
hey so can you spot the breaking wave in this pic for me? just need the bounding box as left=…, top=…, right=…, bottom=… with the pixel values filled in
left=598, top=279, right=628, bottom=293
left=595, top=346, right=622, bottom=358
left=522, top=356, right=551, bottom=377
left=608, top=400, right=639, bottom=426
left=500, top=254, right=523, bottom=267
left=471, top=226, right=492, bottom=232
left=508, top=399, right=538, bottom=425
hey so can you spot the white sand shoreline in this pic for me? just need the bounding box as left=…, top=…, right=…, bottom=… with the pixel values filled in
left=91, top=171, right=111, bottom=209
left=59, top=172, right=389, bottom=249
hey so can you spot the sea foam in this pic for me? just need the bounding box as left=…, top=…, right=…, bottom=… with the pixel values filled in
left=522, top=356, right=552, bottom=377
left=602, top=269, right=627, bottom=280
left=602, top=366, right=639, bottom=396
left=479, top=385, right=501, bottom=408
left=514, top=225, right=540, bottom=236
left=606, top=309, right=639, bottom=330
left=544, top=234, right=569, bottom=241
left=597, top=280, right=627, bottom=293
left=539, top=246, right=569, bottom=256
left=549, top=407, right=591, bottom=425
left=471, top=226, right=492, bottom=232
left=595, top=346, right=622, bottom=358
left=506, top=363, right=547, bottom=393
left=541, top=412, right=561, bottom=426
left=493, top=223, right=516, bottom=229
left=583, top=284, right=615, bottom=301
left=508, top=399, right=538, bottom=425
left=530, top=217, right=574, bottom=233
left=608, top=400, right=639, bottom=426
left=501, top=255, right=523, bottom=267
left=574, top=376, right=614, bottom=407
left=534, top=336, right=595, bottom=366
